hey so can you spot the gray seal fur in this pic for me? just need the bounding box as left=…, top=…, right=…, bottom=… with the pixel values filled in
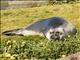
left=2, top=17, right=77, bottom=40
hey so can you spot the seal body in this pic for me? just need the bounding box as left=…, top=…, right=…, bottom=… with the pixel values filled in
left=2, top=17, right=77, bottom=40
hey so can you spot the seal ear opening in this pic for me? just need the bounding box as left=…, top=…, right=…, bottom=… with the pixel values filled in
left=73, top=28, right=77, bottom=34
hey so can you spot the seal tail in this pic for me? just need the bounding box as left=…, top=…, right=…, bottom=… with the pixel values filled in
left=2, top=28, right=23, bottom=36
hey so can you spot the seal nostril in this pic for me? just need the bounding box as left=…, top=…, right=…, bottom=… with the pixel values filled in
left=50, top=35, right=58, bottom=39
left=50, top=35, right=55, bottom=39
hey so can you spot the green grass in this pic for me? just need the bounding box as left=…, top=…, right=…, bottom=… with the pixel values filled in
left=0, top=3, right=80, bottom=60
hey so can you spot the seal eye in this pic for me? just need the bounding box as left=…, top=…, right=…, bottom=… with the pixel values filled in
left=56, top=32, right=59, bottom=34
left=56, top=32, right=60, bottom=35
left=60, top=32, right=63, bottom=35
left=50, top=32, right=54, bottom=34
left=56, top=32, right=63, bottom=35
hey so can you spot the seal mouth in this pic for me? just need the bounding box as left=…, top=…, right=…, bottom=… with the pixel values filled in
left=50, top=35, right=60, bottom=40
